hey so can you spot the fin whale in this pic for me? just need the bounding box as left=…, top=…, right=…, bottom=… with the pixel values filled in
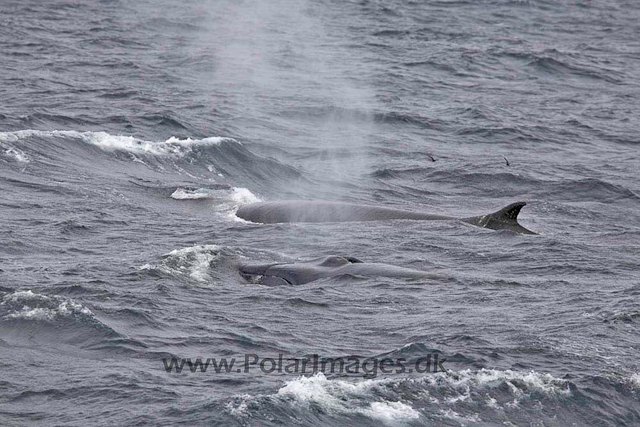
left=236, top=200, right=536, bottom=234
left=239, top=255, right=441, bottom=286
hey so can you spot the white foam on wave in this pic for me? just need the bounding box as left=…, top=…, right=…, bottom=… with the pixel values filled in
left=413, top=368, right=571, bottom=413
left=140, top=244, right=221, bottom=283
left=629, top=373, right=640, bottom=388
left=230, top=187, right=261, bottom=204
left=84, top=133, right=231, bottom=156
left=170, top=188, right=217, bottom=200
left=420, top=368, right=571, bottom=416
left=1, top=290, right=93, bottom=321
left=363, top=401, right=421, bottom=424
left=440, top=408, right=481, bottom=423
left=275, top=373, right=420, bottom=425
left=171, top=186, right=261, bottom=203
left=169, top=185, right=262, bottom=222
left=225, top=368, right=572, bottom=424
left=0, top=129, right=238, bottom=157
left=449, top=368, right=572, bottom=397
left=0, top=137, right=30, bottom=163
left=226, top=187, right=262, bottom=223
left=224, top=394, right=252, bottom=418
left=4, top=147, right=30, bottom=163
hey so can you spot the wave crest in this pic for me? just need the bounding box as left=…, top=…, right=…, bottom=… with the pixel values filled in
left=1, top=290, right=93, bottom=321
left=140, top=244, right=224, bottom=283
left=0, top=129, right=237, bottom=156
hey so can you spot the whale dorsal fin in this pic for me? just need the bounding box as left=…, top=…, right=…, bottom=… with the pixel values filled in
left=463, top=202, right=536, bottom=234
left=496, top=202, right=525, bottom=221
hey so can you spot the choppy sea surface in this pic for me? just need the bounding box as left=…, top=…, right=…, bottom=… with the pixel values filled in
left=1, top=0, right=640, bottom=425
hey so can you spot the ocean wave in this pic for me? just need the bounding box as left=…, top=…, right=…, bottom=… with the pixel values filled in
left=0, top=129, right=237, bottom=156
left=603, top=309, right=640, bottom=324
left=276, top=374, right=420, bottom=424
left=1, top=290, right=93, bottom=321
left=0, top=140, right=30, bottom=163
left=171, top=186, right=262, bottom=222
left=0, top=130, right=303, bottom=196
left=284, top=298, right=330, bottom=308
left=225, top=373, right=420, bottom=425
left=0, top=290, right=160, bottom=357
left=140, top=244, right=224, bottom=283
left=526, top=56, right=622, bottom=84
left=139, top=245, right=294, bottom=286
left=629, top=373, right=640, bottom=388
left=371, top=166, right=436, bottom=180
left=434, top=368, right=573, bottom=400
left=222, top=188, right=262, bottom=222
left=171, top=186, right=260, bottom=204
left=224, top=368, right=572, bottom=425
left=545, top=178, right=639, bottom=202
left=170, top=187, right=219, bottom=200
left=278, top=106, right=443, bottom=130
left=389, top=168, right=639, bottom=202
left=490, top=47, right=624, bottom=84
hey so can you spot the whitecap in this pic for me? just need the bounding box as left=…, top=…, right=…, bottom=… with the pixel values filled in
left=170, top=186, right=261, bottom=210
left=141, top=244, right=221, bottom=283
left=0, top=129, right=238, bottom=157
left=276, top=373, right=420, bottom=425
left=1, top=290, right=93, bottom=321
left=629, top=373, right=640, bottom=388
left=170, top=188, right=217, bottom=200
left=363, top=401, right=420, bottom=424
left=0, top=138, right=30, bottom=163
left=227, top=368, right=572, bottom=423
left=439, top=408, right=481, bottom=423
left=230, top=187, right=261, bottom=205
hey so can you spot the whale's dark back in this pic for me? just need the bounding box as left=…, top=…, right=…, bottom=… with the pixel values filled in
left=239, top=255, right=438, bottom=285
left=236, top=201, right=451, bottom=224
left=236, top=200, right=536, bottom=234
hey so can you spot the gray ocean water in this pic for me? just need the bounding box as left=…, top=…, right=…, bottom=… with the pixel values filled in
left=1, top=0, right=640, bottom=425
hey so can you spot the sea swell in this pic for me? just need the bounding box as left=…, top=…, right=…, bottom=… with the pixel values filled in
left=2, top=0, right=640, bottom=425
left=218, top=369, right=579, bottom=426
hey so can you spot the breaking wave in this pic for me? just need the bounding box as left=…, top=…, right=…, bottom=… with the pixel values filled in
left=0, top=139, right=30, bottom=163
left=0, top=129, right=236, bottom=156
left=223, top=369, right=574, bottom=425
left=1, top=290, right=93, bottom=321
left=0, top=289, right=157, bottom=358
left=171, top=186, right=260, bottom=203
left=138, top=244, right=246, bottom=284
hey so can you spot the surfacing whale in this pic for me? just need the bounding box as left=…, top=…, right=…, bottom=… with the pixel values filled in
left=236, top=200, right=536, bottom=234
left=239, top=255, right=440, bottom=286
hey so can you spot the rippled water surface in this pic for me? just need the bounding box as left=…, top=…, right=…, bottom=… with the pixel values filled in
left=1, top=0, right=640, bottom=425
